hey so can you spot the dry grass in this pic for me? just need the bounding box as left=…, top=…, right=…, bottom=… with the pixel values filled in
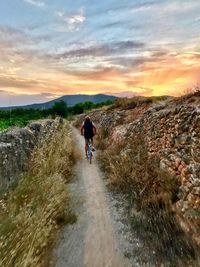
left=112, top=96, right=151, bottom=109
left=72, top=115, right=83, bottom=129
left=94, top=127, right=110, bottom=151
left=0, top=121, right=76, bottom=267
left=176, top=89, right=200, bottom=106
left=98, top=136, right=179, bottom=211
left=111, top=95, right=171, bottom=110
left=181, top=85, right=200, bottom=96
left=30, top=122, right=75, bottom=182
left=97, top=134, right=198, bottom=265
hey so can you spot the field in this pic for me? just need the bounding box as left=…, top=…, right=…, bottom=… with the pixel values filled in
left=0, top=115, right=42, bottom=130
left=0, top=99, right=114, bottom=130
left=0, top=109, right=44, bottom=130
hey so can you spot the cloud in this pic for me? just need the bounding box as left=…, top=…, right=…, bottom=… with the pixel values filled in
left=56, top=9, right=86, bottom=32
left=67, top=14, right=85, bottom=31
left=53, top=45, right=167, bottom=73
left=89, top=0, right=159, bottom=17
left=137, top=87, right=154, bottom=96
left=106, top=0, right=199, bottom=15
left=0, top=89, right=57, bottom=98
left=125, top=83, right=154, bottom=96
left=0, top=25, right=29, bottom=45
left=0, top=26, right=32, bottom=64
left=0, top=26, right=24, bottom=37
left=24, top=0, right=45, bottom=7
left=104, top=90, right=137, bottom=98
left=57, top=11, right=65, bottom=18
left=70, top=67, right=123, bottom=81
left=100, top=21, right=141, bottom=31
left=0, top=90, right=58, bottom=107
left=100, top=21, right=123, bottom=29
left=0, top=25, right=54, bottom=65
left=0, top=25, right=37, bottom=54
left=56, top=40, right=145, bottom=60
left=0, top=75, right=39, bottom=89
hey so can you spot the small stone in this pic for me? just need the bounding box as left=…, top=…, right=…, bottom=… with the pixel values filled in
left=192, top=187, right=200, bottom=196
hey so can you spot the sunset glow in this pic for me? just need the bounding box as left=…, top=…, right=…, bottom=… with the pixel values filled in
left=0, top=0, right=200, bottom=106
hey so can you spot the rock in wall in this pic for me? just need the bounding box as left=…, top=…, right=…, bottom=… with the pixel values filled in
left=0, top=118, right=63, bottom=191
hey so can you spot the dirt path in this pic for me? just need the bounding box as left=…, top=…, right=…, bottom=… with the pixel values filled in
left=52, top=128, right=131, bottom=267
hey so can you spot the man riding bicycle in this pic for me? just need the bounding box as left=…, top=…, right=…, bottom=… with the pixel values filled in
left=81, top=116, right=96, bottom=158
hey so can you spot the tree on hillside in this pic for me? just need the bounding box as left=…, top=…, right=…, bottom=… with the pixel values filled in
left=50, top=100, right=68, bottom=117
left=82, top=101, right=94, bottom=110
left=72, top=101, right=96, bottom=114
left=72, top=103, right=84, bottom=114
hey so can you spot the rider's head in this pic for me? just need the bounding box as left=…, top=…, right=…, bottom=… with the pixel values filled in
left=85, top=115, right=90, bottom=121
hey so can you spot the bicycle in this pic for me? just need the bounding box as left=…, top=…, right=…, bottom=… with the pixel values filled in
left=87, top=139, right=93, bottom=164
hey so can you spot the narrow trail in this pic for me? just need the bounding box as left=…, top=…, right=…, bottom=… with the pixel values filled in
left=52, top=128, right=131, bottom=267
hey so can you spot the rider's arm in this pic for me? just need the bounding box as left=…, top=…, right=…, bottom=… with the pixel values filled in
left=92, top=123, right=97, bottom=135
left=80, top=122, right=84, bottom=135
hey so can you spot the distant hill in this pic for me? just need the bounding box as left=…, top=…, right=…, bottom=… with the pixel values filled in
left=0, top=94, right=117, bottom=110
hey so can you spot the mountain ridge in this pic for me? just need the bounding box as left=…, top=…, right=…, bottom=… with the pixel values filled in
left=0, top=94, right=117, bottom=110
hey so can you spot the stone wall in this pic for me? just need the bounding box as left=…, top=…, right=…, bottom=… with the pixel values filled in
left=0, top=118, right=63, bottom=190
left=123, top=105, right=200, bottom=219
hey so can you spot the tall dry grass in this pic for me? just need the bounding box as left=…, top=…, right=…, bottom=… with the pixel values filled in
left=181, top=85, right=200, bottom=96
left=111, top=95, right=171, bottom=110
left=0, top=121, right=76, bottom=267
left=97, top=135, right=198, bottom=265
left=99, top=136, right=179, bottom=210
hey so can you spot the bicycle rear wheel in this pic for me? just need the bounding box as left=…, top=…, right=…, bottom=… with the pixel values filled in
left=88, top=150, right=92, bottom=164
left=87, top=141, right=93, bottom=164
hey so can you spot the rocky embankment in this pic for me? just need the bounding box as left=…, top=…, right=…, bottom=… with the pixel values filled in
left=77, top=92, right=200, bottom=243
left=0, top=118, right=63, bottom=190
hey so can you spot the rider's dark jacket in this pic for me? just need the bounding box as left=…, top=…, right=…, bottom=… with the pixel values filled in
left=83, top=120, right=95, bottom=139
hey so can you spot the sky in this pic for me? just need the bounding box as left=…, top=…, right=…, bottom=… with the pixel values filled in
left=0, top=0, right=200, bottom=106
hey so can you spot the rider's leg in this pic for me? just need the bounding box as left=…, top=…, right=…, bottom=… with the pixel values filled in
left=85, top=138, right=89, bottom=157
left=85, top=143, right=88, bottom=157
left=91, top=137, right=95, bottom=151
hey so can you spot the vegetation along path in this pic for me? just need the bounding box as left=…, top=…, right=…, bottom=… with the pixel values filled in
left=52, top=127, right=131, bottom=267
